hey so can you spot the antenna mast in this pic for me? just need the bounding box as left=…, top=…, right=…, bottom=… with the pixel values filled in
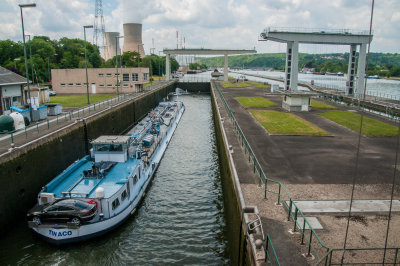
left=93, top=0, right=105, bottom=55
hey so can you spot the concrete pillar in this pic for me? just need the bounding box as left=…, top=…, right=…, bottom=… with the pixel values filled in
left=346, top=44, right=357, bottom=96
left=290, top=41, right=299, bottom=91
left=166, top=54, right=171, bottom=81
left=284, top=42, right=293, bottom=91
left=356, top=43, right=367, bottom=99
left=224, top=54, right=228, bottom=82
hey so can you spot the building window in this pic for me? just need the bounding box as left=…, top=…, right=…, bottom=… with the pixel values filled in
left=123, top=84, right=129, bottom=87
left=123, top=73, right=129, bottom=81
left=60, top=83, right=66, bottom=86
left=76, top=83, right=81, bottom=86
left=99, top=84, right=105, bottom=87
left=98, top=73, right=104, bottom=77
left=107, top=84, right=113, bottom=88
left=132, top=73, right=139, bottom=81
left=115, top=73, right=120, bottom=76
left=106, top=73, right=112, bottom=77
left=68, top=83, right=73, bottom=86
left=143, top=73, right=148, bottom=81
left=112, top=198, right=120, bottom=210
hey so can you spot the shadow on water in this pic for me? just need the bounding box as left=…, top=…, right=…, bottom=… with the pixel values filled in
left=0, top=94, right=231, bottom=265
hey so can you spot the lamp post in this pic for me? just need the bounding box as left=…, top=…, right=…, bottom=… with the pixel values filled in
left=25, top=34, right=34, bottom=86
left=19, top=3, right=36, bottom=122
left=115, top=36, right=124, bottom=97
left=83, top=25, right=93, bottom=105
left=48, top=53, right=57, bottom=83
left=137, top=43, right=144, bottom=67
left=159, top=51, right=163, bottom=79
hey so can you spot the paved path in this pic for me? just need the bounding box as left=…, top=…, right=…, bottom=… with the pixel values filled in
left=0, top=82, right=173, bottom=158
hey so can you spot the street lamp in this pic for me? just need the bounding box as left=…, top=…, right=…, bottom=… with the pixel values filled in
left=115, top=36, right=124, bottom=97
left=19, top=3, right=36, bottom=122
left=137, top=43, right=144, bottom=66
left=83, top=25, right=93, bottom=105
left=25, top=34, right=34, bottom=86
left=48, top=53, right=57, bottom=83
left=159, top=51, right=163, bottom=78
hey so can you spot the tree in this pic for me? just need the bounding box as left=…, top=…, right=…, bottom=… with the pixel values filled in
left=121, top=51, right=141, bottom=67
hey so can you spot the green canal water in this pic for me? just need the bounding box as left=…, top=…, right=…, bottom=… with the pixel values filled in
left=0, top=94, right=231, bottom=265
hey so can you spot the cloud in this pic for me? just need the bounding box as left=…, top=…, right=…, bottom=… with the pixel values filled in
left=0, top=0, right=398, bottom=55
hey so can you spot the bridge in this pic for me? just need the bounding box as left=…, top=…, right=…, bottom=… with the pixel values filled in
left=162, top=48, right=256, bottom=81
left=259, top=27, right=373, bottom=98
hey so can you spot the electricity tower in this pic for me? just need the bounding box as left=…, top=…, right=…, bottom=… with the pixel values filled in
left=93, top=0, right=105, bottom=55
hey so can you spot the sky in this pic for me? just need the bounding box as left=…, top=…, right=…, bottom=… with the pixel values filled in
left=1, top=0, right=399, bottom=55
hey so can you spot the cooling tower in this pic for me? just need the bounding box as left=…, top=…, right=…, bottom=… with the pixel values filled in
left=123, top=23, right=145, bottom=58
left=104, top=32, right=121, bottom=61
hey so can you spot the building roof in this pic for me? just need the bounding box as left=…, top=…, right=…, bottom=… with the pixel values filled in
left=91, top=135, right=131, bottom=145
left=0, top=66, right=27, bottom=86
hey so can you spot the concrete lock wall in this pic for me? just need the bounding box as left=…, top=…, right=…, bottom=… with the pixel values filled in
left=0, top=83, right=174, bottom=235
left=210, top=87, right=242, bottom=265
left=175, top=82, right=210, bottom=93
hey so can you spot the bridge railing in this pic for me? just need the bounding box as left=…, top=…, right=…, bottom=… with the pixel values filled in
left=212, top=80, right=330, bottom=264
left=0, top=81, right=173, bottom=156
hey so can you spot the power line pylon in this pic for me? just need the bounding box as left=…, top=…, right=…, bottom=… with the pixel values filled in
left=93, top=0, right=105, bottom=56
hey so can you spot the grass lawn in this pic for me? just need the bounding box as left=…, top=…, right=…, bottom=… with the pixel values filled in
left=320, top=111, right=398, bottom=137
left=311, top=99, right=337, bottom=109
left=250, top=110, right=330, bottom=135
left=49, top=94, right=116, bottom=108
left=236, top=97, right=278, bottom=108
left=221, top=80, right=270, bottom=89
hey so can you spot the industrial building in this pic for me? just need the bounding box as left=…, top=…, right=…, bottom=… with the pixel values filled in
left=104, top=32, right=121, bottom=61
left=122, top=23, right=145, bottom=58
left=51, top=67, right=149, bottom=95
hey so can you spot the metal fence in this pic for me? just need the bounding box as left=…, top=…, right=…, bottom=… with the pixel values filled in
left=315, top=248, right=399, bottom=265
left=0, top=82, right=173, bottom=156
left=212, top=80, right=330, bottom=263
left=265, top=234, right=280, bottom=265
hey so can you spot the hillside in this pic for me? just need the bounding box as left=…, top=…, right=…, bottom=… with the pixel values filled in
left=198, top=53, right=400, bottom=77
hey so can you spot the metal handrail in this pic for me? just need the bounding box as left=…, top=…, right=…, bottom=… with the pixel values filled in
left=315, top=248, right=399, bottom=265
left=212, top=80, right=330, bottom=262
left=265, top=234, right=280, bottom=265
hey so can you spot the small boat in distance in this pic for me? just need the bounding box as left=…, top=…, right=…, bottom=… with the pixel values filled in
left=211, top=69, right=224, bottom=78
left=368, top=75, right=380, bottom=79
left=27, top=101, right=185, bottom=244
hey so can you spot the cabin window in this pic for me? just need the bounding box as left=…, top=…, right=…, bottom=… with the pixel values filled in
left=112, top=198, right=120, bottom=210
left=95, top=144, right=123, bottom=152
left=133, top=175, right=138, bottom=184
left=121, top=190, right=127, bottom=201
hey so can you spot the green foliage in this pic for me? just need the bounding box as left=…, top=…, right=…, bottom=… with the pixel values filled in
left=319, top=111, right=398, bottom=136
left=189, top=62, right=207, bottom=70
left=236, top=97, right=277, bottom=108
left=250, top=110, right=329, bottom=135
left=198, top=52, right=400, bottom=77
left=0, top=35, right=179, bottom=82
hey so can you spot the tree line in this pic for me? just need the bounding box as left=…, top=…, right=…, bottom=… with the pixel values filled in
left=198, top=52, right=400, bottom=77
left=0, top=36, right=180, bottom=84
